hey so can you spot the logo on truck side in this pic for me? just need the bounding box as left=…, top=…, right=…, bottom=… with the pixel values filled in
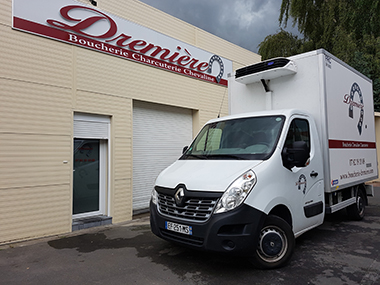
left=343, top=82, right=364, bottom=135
left=296, top=174, right=307, bottom=194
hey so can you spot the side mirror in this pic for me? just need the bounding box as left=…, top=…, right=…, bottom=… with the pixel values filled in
left=182, top=146, right=189, bottom=154
left=282, top=141, right=309, bottom=170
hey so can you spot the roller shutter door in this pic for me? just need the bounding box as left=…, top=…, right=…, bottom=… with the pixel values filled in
left=74, top=113, right=110, bottom=139
left=133, top=101, right=193, bottom=211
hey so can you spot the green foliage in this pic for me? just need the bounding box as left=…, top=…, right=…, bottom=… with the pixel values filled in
left=258, top=30, right=303, bottom=59
left=258, top=0, right=380, bottom=111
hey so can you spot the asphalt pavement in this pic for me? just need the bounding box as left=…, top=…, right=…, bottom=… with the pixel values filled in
left=2, top=187, right=380, bottom=284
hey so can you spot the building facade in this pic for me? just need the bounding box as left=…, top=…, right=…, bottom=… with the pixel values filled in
left=0, top=0, right=260, bottom=243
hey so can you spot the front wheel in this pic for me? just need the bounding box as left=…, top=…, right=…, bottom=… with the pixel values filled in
left=250, top=215, right=295, bottom=269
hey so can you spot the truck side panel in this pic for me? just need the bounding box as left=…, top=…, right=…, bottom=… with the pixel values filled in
left=324, top=53, right=378, bottom=191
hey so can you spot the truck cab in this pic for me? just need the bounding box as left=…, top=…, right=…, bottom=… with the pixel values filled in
left=150, top=109, right=325, bottom=268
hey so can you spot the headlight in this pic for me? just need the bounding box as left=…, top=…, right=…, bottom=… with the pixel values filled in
left=214, top=170, right=256, bottom=214
left=151, top=189, right=158, bottom=205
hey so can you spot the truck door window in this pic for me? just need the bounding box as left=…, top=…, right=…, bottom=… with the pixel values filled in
left=282, top=118, right=311, bottom=169
left=285, top=119, right=310, bottom=152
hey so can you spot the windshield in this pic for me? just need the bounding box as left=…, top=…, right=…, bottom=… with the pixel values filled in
left=181, top=115, right=285, bottom=160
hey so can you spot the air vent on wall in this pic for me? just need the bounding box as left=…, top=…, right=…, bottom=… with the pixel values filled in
left=235, top=58, right=297, bottom=85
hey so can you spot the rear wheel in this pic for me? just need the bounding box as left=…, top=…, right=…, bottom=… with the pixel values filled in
left=347, top=186, right=366, bottom=220
left=250, top=215, right=295, bottom=269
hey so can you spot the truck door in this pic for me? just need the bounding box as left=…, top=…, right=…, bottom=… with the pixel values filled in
left=282, top=117, right=324, bottom=234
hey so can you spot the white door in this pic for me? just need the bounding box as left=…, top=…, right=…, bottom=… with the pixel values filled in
left=281, top=117, right=325, bottom=235
left=133, top=101, right=193, bottom=211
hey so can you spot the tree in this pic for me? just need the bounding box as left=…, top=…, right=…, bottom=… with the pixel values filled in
left=258, top=0, right=380, bottom=110
left=258, top=30, right=303, bottom=59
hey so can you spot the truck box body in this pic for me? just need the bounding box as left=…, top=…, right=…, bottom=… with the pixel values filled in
left=150, top=49, right=378, bottom=269
left=229, top=49, right=378, bottom=192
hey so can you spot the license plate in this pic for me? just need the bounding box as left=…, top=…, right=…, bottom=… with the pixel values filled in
left=165, top=221, right=193, bottom=235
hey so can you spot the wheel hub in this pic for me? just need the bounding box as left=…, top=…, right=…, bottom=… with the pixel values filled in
left=260, top=229, right=284, bottom=257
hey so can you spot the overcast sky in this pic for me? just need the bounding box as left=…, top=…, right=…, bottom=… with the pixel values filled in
left=139, top=0, right=299, bottom=54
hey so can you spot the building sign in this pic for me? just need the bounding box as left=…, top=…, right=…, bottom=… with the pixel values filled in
left=12, top=0, right=232, bottom=86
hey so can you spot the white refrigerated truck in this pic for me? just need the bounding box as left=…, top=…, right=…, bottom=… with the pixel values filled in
left=149, top=49, right=378, bottom=268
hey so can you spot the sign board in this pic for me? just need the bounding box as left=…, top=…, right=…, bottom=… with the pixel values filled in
left=12, top=0, right=232, bottom=86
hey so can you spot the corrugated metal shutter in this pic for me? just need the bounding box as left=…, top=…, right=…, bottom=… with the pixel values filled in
left=133, top=101, right=193, bottom=211
left=74, top=113, right=110, bottom=139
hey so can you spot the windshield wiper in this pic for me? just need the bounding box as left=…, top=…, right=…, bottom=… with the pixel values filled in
left=182, top=153, right=249, bottom=160
left=183, top=154, right=209, bottom=160
left=207, top=154, right=248, bottom=160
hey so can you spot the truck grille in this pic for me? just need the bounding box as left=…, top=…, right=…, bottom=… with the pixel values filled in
left=157, top=192, right=219, bottom=222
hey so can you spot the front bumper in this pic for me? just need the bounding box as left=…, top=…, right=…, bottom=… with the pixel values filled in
left=150, top=201, right=267, bottom=256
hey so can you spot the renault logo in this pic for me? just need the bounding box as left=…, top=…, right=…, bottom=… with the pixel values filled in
left=174, top=187, right=185, bottom=207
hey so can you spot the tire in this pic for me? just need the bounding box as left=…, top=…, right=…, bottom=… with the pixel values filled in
left=347, top=186, right=366, bottom=221
left=250, top=215, right=295, bottom=269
